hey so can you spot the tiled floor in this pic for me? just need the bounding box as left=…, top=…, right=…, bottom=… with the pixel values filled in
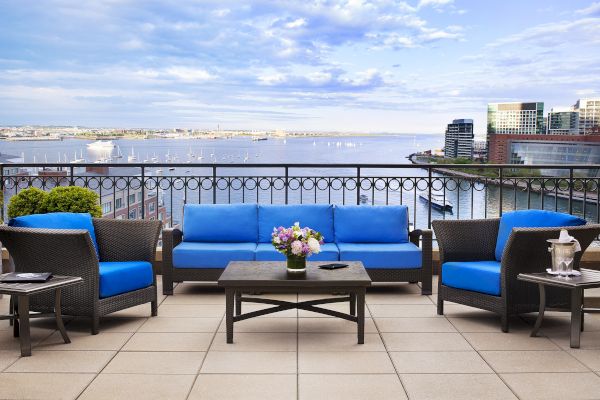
left=0, top=277, right=599, bottom=399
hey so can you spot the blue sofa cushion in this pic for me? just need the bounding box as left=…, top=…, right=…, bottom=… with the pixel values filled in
left=173, top=242, right=256, bottom=269
left=334, top=205, right=409, bottom=243
left=442, top=261, right=501, bottom=296
left=183, top=204, right=258, bottom=243
left=495, top=210, right=586, bottom=261
left=98, top=261, right=153, bottom=299
left=337, top=242, right=421, bottom=269
left=9, top=212, right=99, bottom=258
left=254, top=243, right=339, bottom=262
left=258, top=204, right=334, bottom=243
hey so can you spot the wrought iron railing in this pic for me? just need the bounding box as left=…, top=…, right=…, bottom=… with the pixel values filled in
left=1, top=163, right=599, bottom=230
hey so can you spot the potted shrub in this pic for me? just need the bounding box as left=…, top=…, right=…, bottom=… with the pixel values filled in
left=7, top=187, right=48, bottom=219
left=7, top=186, right=102, bottom=219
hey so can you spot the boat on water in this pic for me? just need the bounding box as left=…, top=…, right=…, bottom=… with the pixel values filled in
left=128, top=148, right=137, bottom=162
left=70, top=149, right=85, bottom=163
left=112, top=145, right=123, bottom=159
left=252, top=137, right=268, bottom=141
left=87, top=140, right=115, bottom=149
left=418, top=191, right=453, bottom=212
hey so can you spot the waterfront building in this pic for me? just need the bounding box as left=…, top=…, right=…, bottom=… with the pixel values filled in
left=444, top=119, right=474, bottom=159
left=487, top=102, right=545, bottom=135
left=547, top=107, right=579, bottom=135
left=473, top=140, right=487, bottom=161
left=575, top=98, right=600, bottom=135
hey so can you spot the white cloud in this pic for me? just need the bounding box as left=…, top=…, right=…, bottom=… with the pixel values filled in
left=285, top=18, right=307, bottom=29
left=119, top=38, right=145, bottom=50
left=418, top=0, right=454, bottom=9
left=164, top=67, right=215, bottom=82
left=576, top=2, right=600, bottom=15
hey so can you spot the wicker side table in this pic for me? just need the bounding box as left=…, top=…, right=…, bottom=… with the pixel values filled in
left=0, top=275, right=83, bottom=356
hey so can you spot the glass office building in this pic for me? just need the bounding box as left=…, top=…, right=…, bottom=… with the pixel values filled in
left=509, top=140, right=600, bottom=176
left=547, top=108, right=579, bottom=135
left=488, top=102, right=545, bottom=135
left=444, top=119, right=474, bottom=159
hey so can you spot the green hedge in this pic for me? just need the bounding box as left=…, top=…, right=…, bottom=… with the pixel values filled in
left=7, top=186, right=102, bottom=219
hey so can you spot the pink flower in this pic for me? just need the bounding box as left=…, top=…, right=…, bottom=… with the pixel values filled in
left=291, top=240, right=303, bottom=256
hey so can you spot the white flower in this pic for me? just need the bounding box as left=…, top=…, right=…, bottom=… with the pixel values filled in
left=273, top=237, right=281, bottom=244
left=308, top=237, right=321, bottom=254
left=291, top=240, right=303, bottom=256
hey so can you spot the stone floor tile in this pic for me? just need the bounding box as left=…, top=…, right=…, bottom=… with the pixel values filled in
left=299, top=351, right=395, bottom=373
left=0, top=350, right=20, bottom=371
left=298, top=317, right=377, bottom=333
left=546, top=331, right=600, bottom=350
left=368, top=283, right=423, bottom=295
left=568, top=349, right=600, bottom=371
left=368, top=304, right=439, bottom=318
left=298, top=302, right=371, bottom=318
left=481, top=350, right=589, bottom=373
left=6, top=350, right=114, bottom=373
left=401, top=373, right=517, bottom=400
left=189, top=374, right=296, bottom=400
left=382, top=332, right=472, bottom=351
left=442, top=304, right=498, bottom=318
left=103, top=351, right=204, bottom=374
left=210, top=332, right=297, bottom=352
left=366, top=293, right=433, bottom=305
left=299, top=374, right=407, bottom=400
left=390, top=351, right=493, bottom=373
left=448, top=316, right=529, bottom=333
left=157, top=304, right=225, bottom=318
left=218, top=317, right=298, bottom=333
left=66, top=317, right=146, bottom=333
left=139, top=317, right=221, bottom=333
left=0, top=328, right=55, bottom=351
left=162, top=293, right=225, bottom=305
left=172, top=282, right=222, bottom=295
left=123, top=332, right=214, bottom=352
left=243, top=304, right=298, bottom=318
left=0, top=372, right=95, bottom=399
left=375, top=317, right=456, bottom=332
left=200, top=351, right=296, bottom=373
left=79, top=373, right=195, bottom=400
left=109, top=303, right=155, bottom=318
left=36, top=331, right=133, bottom=351
left=501, top=372, right=600, bottom=400
left=298, top=333, right=385, bottom=352
left=463, top=332, right=560, bottom=351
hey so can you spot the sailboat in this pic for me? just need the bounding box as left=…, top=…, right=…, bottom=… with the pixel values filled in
left=128, top=148, right=137, bottom=162
left=197, top=148, right=204, bottom=160
left=71, top=149, right=85, bottom=163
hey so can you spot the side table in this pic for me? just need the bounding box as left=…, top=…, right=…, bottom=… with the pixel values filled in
left=518, top=269, right=600, bottom=348
left=0, top=275, right=83, bottom=356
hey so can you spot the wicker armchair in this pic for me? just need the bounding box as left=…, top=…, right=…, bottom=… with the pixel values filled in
left=0, top=218, right=161, bottom=334
left=433, top=218, right=600, bottom=332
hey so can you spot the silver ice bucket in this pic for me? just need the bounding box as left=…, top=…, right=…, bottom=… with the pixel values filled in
left=547, top=239, right=577, bottom=273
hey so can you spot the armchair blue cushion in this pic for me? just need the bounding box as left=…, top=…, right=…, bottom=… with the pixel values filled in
left=441, top=261, right=501, bottom=296
left=99, top=261, right=153, bottom=298
left=258, top=204, right=334, bottom=243
left=173, top=242, right=256, bottom=269
left=495, top=210, right=586, bottom=261
left=254, top=242, right=339, bottom=261
left=183, top=204, right=258, bottom=243
left=9, top=212, right=99, bottom=258
left=337, top=242, right=421, bottom=269
left=334, top=205, right=409, bottom=243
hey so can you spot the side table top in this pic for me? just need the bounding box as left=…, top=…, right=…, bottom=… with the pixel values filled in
left=518, top=269, right=600, bottom=289
left=0, top=275, right=83, bottom=295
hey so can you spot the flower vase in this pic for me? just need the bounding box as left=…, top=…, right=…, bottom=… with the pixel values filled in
left=286, top=255, right=306, bottom=273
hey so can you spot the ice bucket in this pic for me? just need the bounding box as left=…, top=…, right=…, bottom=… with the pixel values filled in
left=547, top=240, right=577, bottom=273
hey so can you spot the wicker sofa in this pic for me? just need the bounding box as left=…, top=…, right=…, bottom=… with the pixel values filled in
left=433, top=210, right=600, bottom=332
left=0, top=213, right=161, bottom=334
left=163, top=204, right=432, bottom=295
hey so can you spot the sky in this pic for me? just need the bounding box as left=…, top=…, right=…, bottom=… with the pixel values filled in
left=0, top=0, right=599, bottom=135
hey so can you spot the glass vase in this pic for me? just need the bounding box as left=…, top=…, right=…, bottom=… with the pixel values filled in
left=286, top=255, right=307, bottom=273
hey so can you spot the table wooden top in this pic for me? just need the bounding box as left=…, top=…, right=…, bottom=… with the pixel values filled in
left=518, top=269, right=600, bottom=289
left=0, top=275, right=83, bottom=295
left=218, top=261, right=371, bottom=288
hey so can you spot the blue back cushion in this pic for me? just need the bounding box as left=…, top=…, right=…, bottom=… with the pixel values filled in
left=495, top=210, right=586, bottom=261
left=9, top=212, right=99, bottom=258
left=183, top=204, right=258, bottom=242
left=258, top=204, right=334, bottom=243
left=334, top=205, right=409, bottom=243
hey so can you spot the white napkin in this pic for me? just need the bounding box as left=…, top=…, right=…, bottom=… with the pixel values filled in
left=558, top=229, right=581, bottom=252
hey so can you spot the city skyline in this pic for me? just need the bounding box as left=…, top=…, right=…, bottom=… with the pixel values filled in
left=0, top=0, right=599, bottom=134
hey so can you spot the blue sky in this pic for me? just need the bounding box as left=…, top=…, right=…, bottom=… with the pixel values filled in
left=0, top=0, right=599, bottom=135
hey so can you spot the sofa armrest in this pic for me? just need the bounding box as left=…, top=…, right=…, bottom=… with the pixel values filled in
left=93, top=219, right=162, bottom=263
left=410, top=229, right=433, bottom=294
left=161, top=225, right=182, bottom=294
left=432, top=219, right=500, bottom=264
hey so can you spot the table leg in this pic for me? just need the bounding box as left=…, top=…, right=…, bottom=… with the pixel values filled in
left=570, top=288, right=583, bottom=349
left=225, top=288, right=234, bottom=344
left=235, top=290, right=242, bottom=316
left=531, top=283, right=546, bottom=337
left=357, top=289, right=365, bottom=344
left=54, top=289, right=70, bottom=344
left=350, top=293, right=356, bottom=316
left=12, top=296, right=19, bottom=338
left=17, top=295, right=31, bottom=357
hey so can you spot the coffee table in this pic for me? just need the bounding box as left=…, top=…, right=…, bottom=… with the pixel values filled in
left=218, top=261, right=371, bottom=344
left=518, top=268, right=600, bottom=348
left=0, top=275, right=83, bottom=356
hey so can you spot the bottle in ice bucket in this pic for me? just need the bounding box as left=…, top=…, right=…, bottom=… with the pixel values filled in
left=547, top=229, right=580, bottom=274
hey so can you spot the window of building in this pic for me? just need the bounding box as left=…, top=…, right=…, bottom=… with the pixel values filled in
left=129, top=194, right=136, bottom=204
left=138, top=192, right=143, bottom=202
left=102, top=202, right=112, bottom=214
left=149, top=202, right=155, bottom=212
left=115, top=198, right=123, bottom=209
left=129, top=208, right=137, bottom=219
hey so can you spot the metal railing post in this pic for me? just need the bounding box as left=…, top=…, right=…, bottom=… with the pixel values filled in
left=427, top=166, right=432, bottom=229
left=356, top=167, right=361, bottom=205
left=569, top=168, right=574, bottom=215
left=498, top=167, right=503, bottom=216
left=0, top=163, right=4, bottom=222
left=285, top=166, right=289, bottom=205
left=212, top=166, right=217, bottom=204
left=141, top=166, right=145, bottom=219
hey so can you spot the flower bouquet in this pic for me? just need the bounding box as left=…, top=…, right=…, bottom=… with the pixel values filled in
left=271, top=222, right=324, bottom=272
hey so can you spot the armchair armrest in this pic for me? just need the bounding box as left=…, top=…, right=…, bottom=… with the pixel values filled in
left=432, top=219, right=500, bottom=264
left=410, top=228, right=433, bottom=294
left=161, top=225, right=182, bottom=295
left=93, top=219, right=162, bottom=262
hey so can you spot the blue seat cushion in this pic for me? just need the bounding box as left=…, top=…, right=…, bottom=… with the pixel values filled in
left=337, top=242, right=421, bottom=269
left=172, top=242, right=256, bottom=269
left=495, top=210, right=586, bottom=261
left=183, top=204, right=258, bottom=243
left=98, top=261, right=153, bottom=299
left=9, top=212, right=99, bottom=258
left=334, top=205, right=409, bottom=243
left=254, top=243, right=339, bottom=261
left=258, top=204, right=334, bottom=243
left=441, top=261, right=501, bottom=296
